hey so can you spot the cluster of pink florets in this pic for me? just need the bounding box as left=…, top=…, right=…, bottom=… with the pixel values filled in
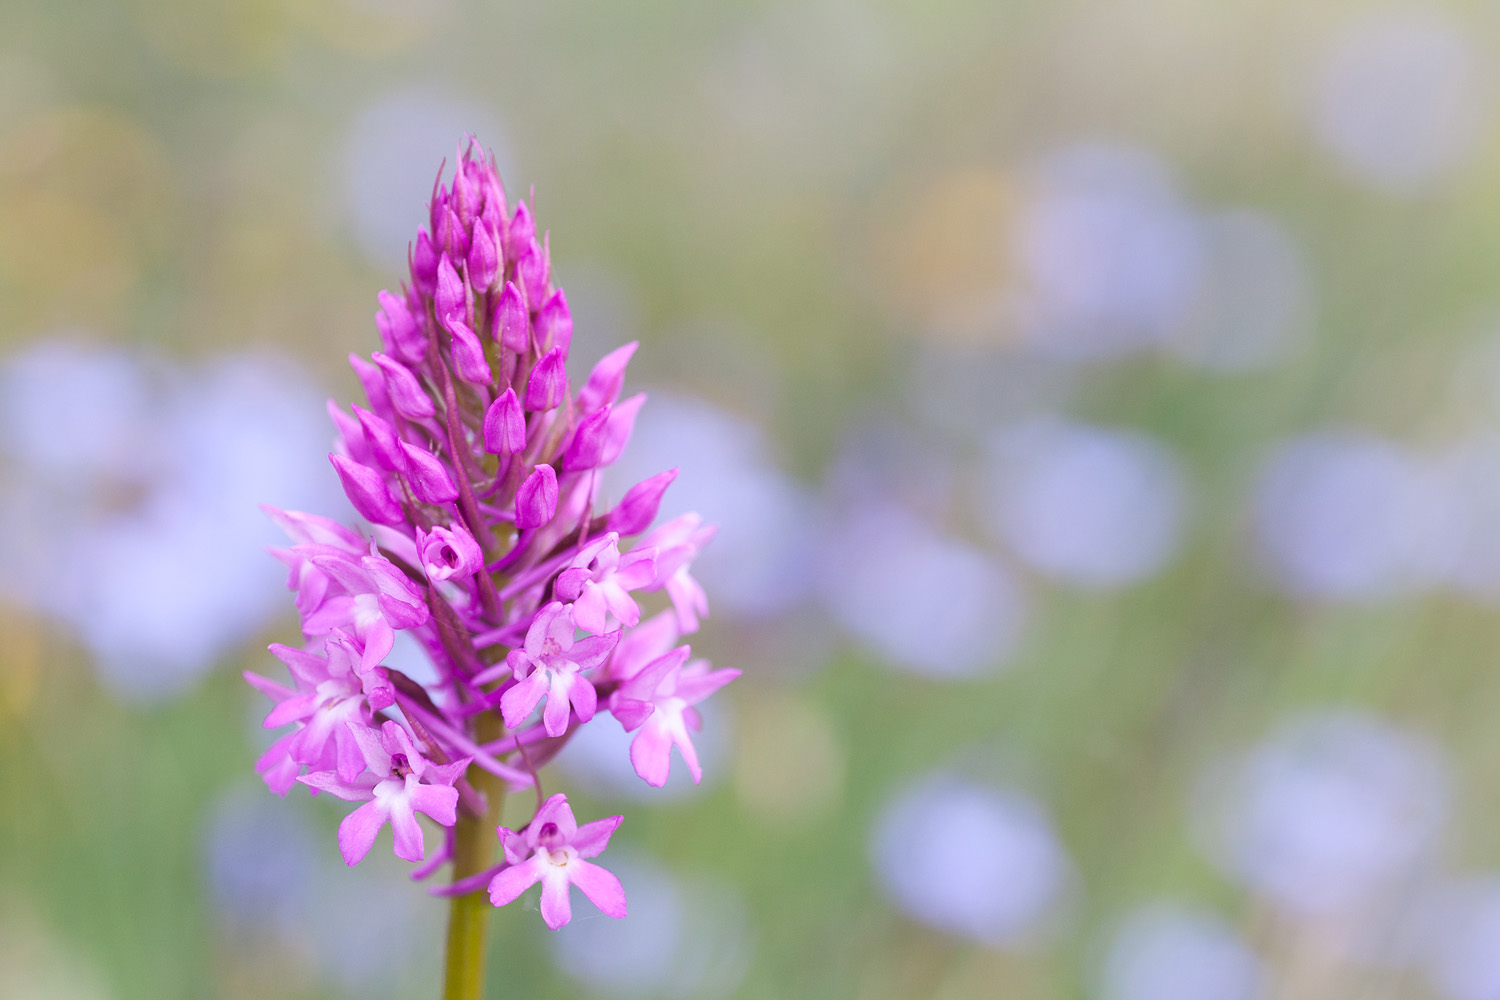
left=245, top=141, right=737, bottom=930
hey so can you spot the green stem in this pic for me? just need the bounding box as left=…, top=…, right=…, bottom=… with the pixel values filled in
left=442, top=715, right=506, bottom=1000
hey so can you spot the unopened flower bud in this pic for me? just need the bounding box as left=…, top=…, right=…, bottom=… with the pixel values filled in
left=607, top=468, right=678, bottom=536
left=506, top=199, right=535, bottom=261
left=352, top=403, right=407, bottom=472
left=400, top=440, right=460, bottom=504
left=330, top=453, right=404, bottom=525
left=534, top=290, right=571, bottom=360
left=516, top=240, right=548, bottom=311
left=483, top=388, right=526, bottom=455
left=435, top=254, right=467, bottom=330
left=562, top=405, right=610, bottom=472
left=524, top=347, right=566, bottom=411
left=349, top=353, right=394, bottom=418
left=492, top=281, right=529, bottom=351
left=578, top=341, right=638, bottom=414
left=371, top=352, right=436, bottom=419
left=376, top=290, right=426, bottom=365
left=411, top=231, right=440, bottom=298
left=467, top=222, right=499, bottom=292
left=515, top=463, right=558, bottom=529
left=448, top=320, right=493, bottom=386
left=328, top=400, right=373, bottom=466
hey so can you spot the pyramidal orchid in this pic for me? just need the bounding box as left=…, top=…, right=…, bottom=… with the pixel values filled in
left=243, top=141, right=735, bottom=1000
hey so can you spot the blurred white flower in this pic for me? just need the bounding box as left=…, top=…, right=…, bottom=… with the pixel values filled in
left=1415, top=877, right=1500, bottom=1000
left=0, top=341, right=343, bottom=699
left=1169, top=210, right=1313, bottom=373
left=1098, top=902, right=1265, bottom=1000
left=1252, top=431, right=1456, bottom=599
left=870, top=772, right=1073, bottom=945
left=980, top=419, right=1189, bottom=587
left=1311, top=7, right=1489, bottom=194
left=819, top=503, right=1026, bottom=678
left=1193, top=711, right=1448, bottom=917
left=1013, top=143, right=1202, bottom=360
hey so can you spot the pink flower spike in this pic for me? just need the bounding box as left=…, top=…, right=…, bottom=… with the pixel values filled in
left=493, top=281, right=529, bottom=351
left=300, top=720, right=469, bottom=866
left=371, top=352, right=436, bottom=419
left=607, top=468, right=678, bottom=537
left=524, top=347, right=566, bottom=411
left=554, top=532, right=657, bottom=635
left=534, top=289, right=572, bottom=357
left=499, top=602, right=617, bottom=736
left=515, top=464, right=558, bottom=529
left=376, top=289, right=426, bottom=364
left=448, top=318, right=494, bottom=386
left=330, top=453, right=404, bottom=526
left=609, top=648, right=739, bottom=787
left=488, top=793, right=626, bottom=929
left=483, top=388, right=526, bottom=455
left=399, top=441, right=460, bottom=504
left=418, top=524, right=485, bottom=581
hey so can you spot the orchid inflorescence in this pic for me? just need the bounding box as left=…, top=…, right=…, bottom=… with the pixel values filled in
left=244, top=140, right=737, bottom=932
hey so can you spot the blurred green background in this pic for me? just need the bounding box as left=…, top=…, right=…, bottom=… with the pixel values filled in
left=6, top=1, right=1500, bottom=998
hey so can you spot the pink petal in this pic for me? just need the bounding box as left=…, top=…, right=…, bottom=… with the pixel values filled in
left=542, top=674, right=573, bottom=737
left=571, top=583, right=608, bottom=635
left=386, top=795, right=426, bottom=863
left=568, top=675, right=597, bottom=724
left=568, top=859, right=627, bottom=919
left=539, top=869, right=573, bottom=929
left=337, top=799, right=390, bottom=866
left=488, top=856, right=543, bottom=906
left=570, top=815, right=623, bottom=860
left=628, top=722, right=674, bottom=788
left=408, top=781, right=460, bottom=828
left=500, top=672, right=548, bottom=729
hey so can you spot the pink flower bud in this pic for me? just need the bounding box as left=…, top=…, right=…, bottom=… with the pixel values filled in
left=352, top=403, right=407, bottom=472
left=562, top=405, right=610, bottom=472
left=418, top=524, right=485, bottom=581
left=349, top=353, right=394, bottom=419
left=330, top=453, right=404, bottom=525
left=516, top=240, right=548, bottom=312
left=327, top=400, right=372, bottom=466
left=448, top=319, right=493, bottom=385
left=607, top=468, right=678, bottom=536
left=515, top=463, right=558, bottom=529
left=534, top=289, right=572, bottom=358
left=483, top=387, right=526, bottom=455
left=506, top=199, right=535, bottom=261
left=467, top=222, right=499, bottom=291
left=578, top=340, right=637, bottom=413
left=524, top=347, right=567, bottom=411
left=400, top=440, right=460, bottom=504
left=371, top=352, right=435, bottom=419
left=411, top=230, right=439, bottom=298
left=435, top=254, right=467, bottom=330
left=376, top=290, right=426, bottom=365
left=492, top=281, right=529, bottom=351
left=438, top=205, right=469, bottom=261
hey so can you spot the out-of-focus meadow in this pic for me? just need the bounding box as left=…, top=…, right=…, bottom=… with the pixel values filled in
left=6, top=0, right=1500, bottom=997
